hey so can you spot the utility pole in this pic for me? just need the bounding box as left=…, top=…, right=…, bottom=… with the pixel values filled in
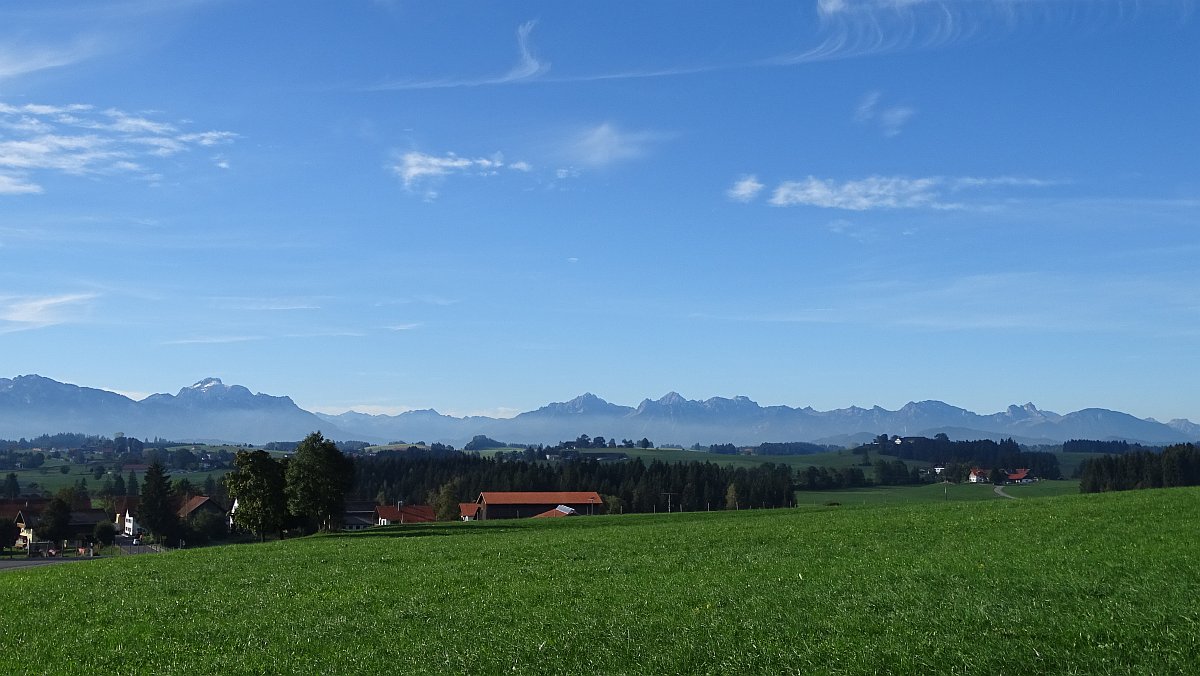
left=660, top=492, right=679, bottom=513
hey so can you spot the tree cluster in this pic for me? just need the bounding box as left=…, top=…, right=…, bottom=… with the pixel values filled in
left=225, top=432, right=353, bottom=538
left=1079, top=444, right=1200, bottom=493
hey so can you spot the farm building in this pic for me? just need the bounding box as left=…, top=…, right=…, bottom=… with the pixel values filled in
left=342, top=501, right=378, bottom=531
left=376, top=504, right=435, bottom=525
left=474, top=491, right=602, bottom=520
left=177, top=495, right=225, bottom=522
left=459, top=502, right=480, bottom=521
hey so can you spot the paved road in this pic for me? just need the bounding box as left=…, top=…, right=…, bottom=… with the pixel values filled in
left=0, top=556, right=97, bottom=572
left=993, top=485, right=1018, bottom=500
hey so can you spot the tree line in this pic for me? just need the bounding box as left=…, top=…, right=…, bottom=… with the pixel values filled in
left=1079, top=444, right=1200, bottom=493
left=705, top=441, right=834, bottom=456
left=1063, top=439, right=1160, bottom=455
left=353, top=450, right=796, bottom=514
left=876, top=435, right=1062, bottom=480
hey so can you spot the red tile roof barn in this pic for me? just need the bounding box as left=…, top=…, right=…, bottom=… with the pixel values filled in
left=477, top=491, right=602, bottom=505
left=376, top=505, right=436, bottom=523
left=459, top=503, right=480, bottom=518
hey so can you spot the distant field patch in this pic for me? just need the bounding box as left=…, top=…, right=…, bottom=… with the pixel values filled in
left=794, top=479, right=1081, bottom=506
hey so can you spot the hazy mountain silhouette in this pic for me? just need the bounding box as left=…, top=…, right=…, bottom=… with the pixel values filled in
left=1, top=375, right=1195, bottom=447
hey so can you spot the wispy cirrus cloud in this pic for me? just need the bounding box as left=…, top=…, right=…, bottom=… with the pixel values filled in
left=855, top=90, right=915, bottom=137
left=369, top=20, right=548, bottom=91
left=162, top=335, right=267, bottom=346
left=779, top=0, right=1185, bottom=65
left=0, top=38, right=103, bottom=81
left=567, top=123, right=669, bottom=167
left=0, top=292, right=98, bottom=332
left=363, top=3, right=1187, bottom=93
left=732, top=174, right=1061, bottom=211
left=0, top=102, right=236, bottom=194
left=692, top=271, right=1199, bottom=334
left=209, top=297, right=322, bottom=312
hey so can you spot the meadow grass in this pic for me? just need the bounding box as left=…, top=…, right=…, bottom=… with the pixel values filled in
left=2, top=488, right=1196, bottom=674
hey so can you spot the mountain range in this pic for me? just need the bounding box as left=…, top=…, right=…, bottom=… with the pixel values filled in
left=1, top=374, right=1196, bottom=447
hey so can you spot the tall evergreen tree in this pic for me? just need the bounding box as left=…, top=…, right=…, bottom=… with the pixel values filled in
left=126, top=470, right=139, bottom=497
left=3, top=472, right=18, bottom=499
left=139, top=460, right=177, bottom=541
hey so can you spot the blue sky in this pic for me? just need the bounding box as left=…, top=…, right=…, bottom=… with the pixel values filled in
left=2, top=0, right=1197, bottom=423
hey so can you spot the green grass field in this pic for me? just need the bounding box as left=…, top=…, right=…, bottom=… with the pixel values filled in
left=2, top=487, right=1196, bottom=674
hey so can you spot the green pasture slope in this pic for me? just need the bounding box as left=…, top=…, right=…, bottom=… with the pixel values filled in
left=3, top=489, right=1198, bottom=674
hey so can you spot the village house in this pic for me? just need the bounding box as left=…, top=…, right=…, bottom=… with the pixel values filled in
left=177, top=495, right=225, bottom=523
left=111, top=496, right=141, bottom=537
left=15, top=506, right=108, bottom=548
left=474, top=491, right=603, bottom=520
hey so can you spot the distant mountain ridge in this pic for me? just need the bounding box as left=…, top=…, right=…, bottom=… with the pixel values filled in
left=0, top=375, right=335, bottom=445
left=1, top=374, right=1196, bottom=447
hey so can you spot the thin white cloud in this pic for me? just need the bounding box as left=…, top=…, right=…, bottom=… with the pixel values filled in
left=0, top=173, right=41, bottom=194
left=0, top=38, right=103, bottom=81
left=162, top=335, right=267, bottom=345
left=389, top=149, right=536, bottom=197
left=0, top=101, right=236, bottom=194
left=0, top=292, right=97, bottom=332
left=392, top=151, right=503, bottom=188
left=760, top=174, right=1057, bottom=211
left=855, top=90, right=916, bottom=137
left=387, top=323, right=423, bottom=331
left=770, top=176, right=943, bottom=210
left=355, top=3, right=1187, bottom=91
left=727, top=175, right=765, bottom=202
left=370, top=20, right=549, bottom=91
left=211, top=297, right=321, bottom=311
left=779, top=0, right=1174, bottom=65
left=568, top=123, right=667, bottom=167
left=692, top=271, right=1199, bottom=334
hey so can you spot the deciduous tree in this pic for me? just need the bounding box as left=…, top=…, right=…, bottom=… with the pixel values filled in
left=0, top=519, right=19, bottom=556
left=93, top=521, right=117, bottom=551
left=35, top=497, right=71, bottom=543
left=226, top=450, right=287, bottom=541
left=285, top=432, right=353, bottom=532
